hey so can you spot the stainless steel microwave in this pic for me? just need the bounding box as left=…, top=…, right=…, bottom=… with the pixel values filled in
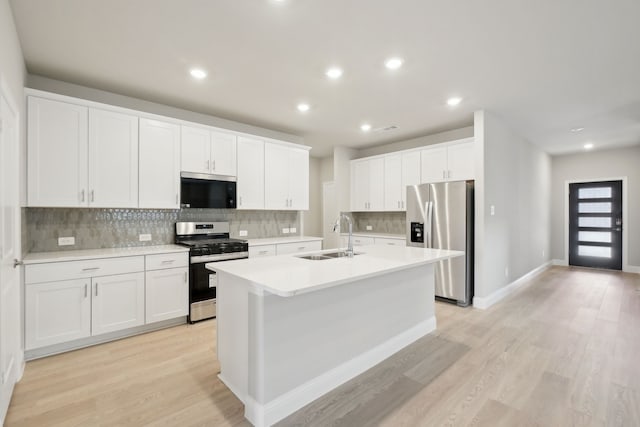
left=180, top=172, right=236, bottom=209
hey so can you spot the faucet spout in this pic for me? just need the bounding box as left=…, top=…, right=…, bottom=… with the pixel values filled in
left=333, top=213, right=354, bottom=257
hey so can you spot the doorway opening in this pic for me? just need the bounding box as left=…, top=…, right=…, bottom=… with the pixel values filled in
left=568, top=180, right=622, bottom=270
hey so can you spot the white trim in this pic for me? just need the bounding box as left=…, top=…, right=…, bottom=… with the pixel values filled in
left=624, top=265, right=640, bottom=274
left=473, top=261, right=551, bottom=309
left=562, top=177, right=628, bottom=271
left=552, top=259, right=568, bottom=266
left=243, top=316, right=437, bottom=427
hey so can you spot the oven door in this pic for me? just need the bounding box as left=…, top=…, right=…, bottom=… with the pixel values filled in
left=189, top=262, right=217, bottom=322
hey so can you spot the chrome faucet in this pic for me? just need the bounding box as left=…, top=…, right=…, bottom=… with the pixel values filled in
left=333, top=213, right=354, bottom=257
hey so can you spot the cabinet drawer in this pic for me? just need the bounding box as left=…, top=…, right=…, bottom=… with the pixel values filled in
left=276, top=241, right=322, bottom=255
left=375, top=237, right=406, bottom=247
left=249, top=245, right=277, bottom=258
left=145, top=252, right=188, bottom=271
left=351, top=236, right=375, bottom=246
left=25, top=256, right=145, bottom=284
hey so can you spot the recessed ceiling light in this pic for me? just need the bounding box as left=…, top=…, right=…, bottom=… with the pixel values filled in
left=447, top=97, right=462, bottom=107
left=190, top=68, right=207, bottom=79
left=297, top=103, right=310, bottom=112
left=571, top=127, right=585, bottom=132
left=326, top=67, right=343, bottom=79
left=384, top=57, right=403, bottom=70
left=584, top=143, right=594, bottom=150
left=361, top=123, right=372, bottom=132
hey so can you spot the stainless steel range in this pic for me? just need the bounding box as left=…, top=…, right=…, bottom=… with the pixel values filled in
left=175, top=221, right=248, bottom=322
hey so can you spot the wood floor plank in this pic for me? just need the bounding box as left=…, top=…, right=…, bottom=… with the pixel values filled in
left=6, top=266, right=640, bottom=427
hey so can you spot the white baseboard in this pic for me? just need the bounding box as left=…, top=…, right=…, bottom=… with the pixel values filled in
left=473, top=261, right=552, bottom=310
left=552, top=259, right=568, bottom=266
left=625, top=265, right=640, bottom=274
left=244, top=316, right=437, bottom=427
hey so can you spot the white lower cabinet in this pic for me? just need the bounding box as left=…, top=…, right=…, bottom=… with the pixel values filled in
left=25, top=279, right=91, bottom=350
left=91, top=272, right=145, bottom=335
left=145, top=267, right=188, bottom=324
left=249, top=244, right=277, bottom=258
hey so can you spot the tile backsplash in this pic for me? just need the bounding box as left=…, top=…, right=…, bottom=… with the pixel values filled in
left=351, top=211, right=406, bottom=235
left=26, top=208, right=298, bottom=253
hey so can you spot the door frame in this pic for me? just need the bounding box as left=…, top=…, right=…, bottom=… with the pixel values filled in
left=563, top=177, right=630, bottom=272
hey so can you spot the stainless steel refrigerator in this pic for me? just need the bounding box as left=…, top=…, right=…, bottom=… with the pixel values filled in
left=406, top=181, right=474, bottom=306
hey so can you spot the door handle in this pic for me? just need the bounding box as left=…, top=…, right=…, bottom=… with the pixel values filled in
left=13, top=259, right=22, bottom=269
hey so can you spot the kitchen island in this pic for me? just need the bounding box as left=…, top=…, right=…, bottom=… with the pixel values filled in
left=206, top=245, right=463, bottom=427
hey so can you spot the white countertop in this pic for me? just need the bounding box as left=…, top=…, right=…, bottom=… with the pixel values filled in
left=23, top=244, right=189, bottom=264
left=346, top=232, right=406, bottom=240
left=245, top=236, right=323, bottom=246
left=207, top=245, right=462, bottom=297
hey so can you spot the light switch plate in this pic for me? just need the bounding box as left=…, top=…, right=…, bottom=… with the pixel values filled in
left=58, top=236, right=75, bottom=246
left=290, top=227, right=297, bottom=233
left=239, top=230, right=248, bottom=237
left=282, top=228, right=290, bottom=234
left=366, top=225, right=373, bottom=231
left=490, top=205, right=496, bottom=216
left=139, top=234, right=152, bottom=242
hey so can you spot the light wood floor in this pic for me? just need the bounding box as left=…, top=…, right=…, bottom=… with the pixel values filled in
left=6, top=266, right=640, bottom=426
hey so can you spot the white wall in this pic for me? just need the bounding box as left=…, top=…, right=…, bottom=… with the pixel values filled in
left=333, top=147, right=357, bottom=213
left=551, top=146, right=640, bottom=268
left=0, top=0, right=26, bottom=422
left=303, top=157, right=322, bottom=237
left=474, top=111, right=551, bottom=301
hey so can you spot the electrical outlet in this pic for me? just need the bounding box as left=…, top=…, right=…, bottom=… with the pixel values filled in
left=290, top=227, right=297, bottom=233
left=366, top=225, right=373, bottom=231
left=282, top=228, right=290, bottom=234
left=542, top=249, right=546, bottom=258
left=505, top=267, right=509, bottom=278
left=490, top=205, right=496, bottom=216
left=58, top=237, right=75, bottom=246
left=239, top=230, right=248, bottom=237
left=139, top=234, right=152, bottom=242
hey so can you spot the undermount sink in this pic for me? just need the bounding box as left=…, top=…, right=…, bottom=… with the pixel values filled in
left=296, top=251, right=362, bottom=260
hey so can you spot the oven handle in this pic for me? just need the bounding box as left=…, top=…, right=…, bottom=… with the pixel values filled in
left=190, top=252, right=249, bottom=264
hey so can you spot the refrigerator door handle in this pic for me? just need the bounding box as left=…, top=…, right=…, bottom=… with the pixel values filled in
left=426, top=201, right=434, bottom=248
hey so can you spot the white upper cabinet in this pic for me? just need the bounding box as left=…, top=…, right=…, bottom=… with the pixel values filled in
left=265, top=143, right=309, bottom=210
left=383, top=150, right=421, bottom=211
left=351, top=157, right=384, bottom=211
left=88, top=109, right=139, bottom=208
left=139, top=119, right=181, bottom=209
left=181, top=126, right=237, bottom=176
left=421, top=138, right=475, bottom=183
left=28, top=97, right=88, bottom=207
left=237, top=136, right=265, bottom=209
left=446, top=140, right=475, bottom=181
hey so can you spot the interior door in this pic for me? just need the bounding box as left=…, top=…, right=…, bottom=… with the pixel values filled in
left=1, top=90, right=21, bottom=421
left=569, top=180, right=623, bottom=270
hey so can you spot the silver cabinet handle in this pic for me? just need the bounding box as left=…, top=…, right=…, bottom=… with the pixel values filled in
left=82, top=267, right=100, bottom=272
left=212, top=160, right=216, bottom=171
left=298, top=246, right=306, bottom=250
left=80, top=189, right=85, bottom=202
left=239, top=196, right=242, bottom=206
left=398, top=201, right=400, bottom=208
left=442, top=170, right=446, bottom=179
left=205, top=160, right=210, bottom=170
left=90, top=190, right=95, bottom=202
left=161, top=260, right=175, bottom=265
left=95, top=283, right=99, bottom=297
left=84, top=284, right=88, bottom=298
left=184, top=272, right=188, bottom=283
left=258, top=250, right=268, bottom=255
left=175, top=194, right=179, bottom=205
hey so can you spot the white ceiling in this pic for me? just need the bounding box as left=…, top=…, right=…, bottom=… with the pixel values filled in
left=9, top=0, right=640, bottom=157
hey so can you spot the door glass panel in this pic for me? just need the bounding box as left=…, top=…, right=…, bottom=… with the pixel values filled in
left=578, top=187, right=612, bottom=199
left=579, top=202, right=611, bottom=213
left=578, top=245, right=612, bottom=258
left=578, top=217, right=612, bottom=228
left=578, top=231, right=612, bottom=243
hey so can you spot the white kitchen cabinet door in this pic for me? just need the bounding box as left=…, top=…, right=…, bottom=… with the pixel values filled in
left=138, top=119, right=181, bottom=209
left=237, top=136, right=264, bottom=209
left=401, top=150, right=421, bottom=207
left=264, top=143, right=290, bottom=210
left=447, top=140, right=475, bottom=180
left=211, top=131, right=237, bottom=176
left=27, top=97, right=88, bottom=207
left=368, top=157, right=385, bottom=211
left=145, top=267, right=188, bottom=324
left=384, top=154, right=402, bottom=211
left=91, top=272, right=145, bottom=336
left=420, top=146, right=447, bottom=183
left=25, top=279, right=91, bottom=350
left=181, top=125, right=211, bottom=175
left=351, top=160, right=369, bottom=211
left=88, top=109, right=139, bottom=208
left=288, top=147, right=309, bottom=210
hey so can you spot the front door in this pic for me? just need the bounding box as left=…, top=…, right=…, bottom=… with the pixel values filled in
left=569, top=180, right=623, bottom=270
